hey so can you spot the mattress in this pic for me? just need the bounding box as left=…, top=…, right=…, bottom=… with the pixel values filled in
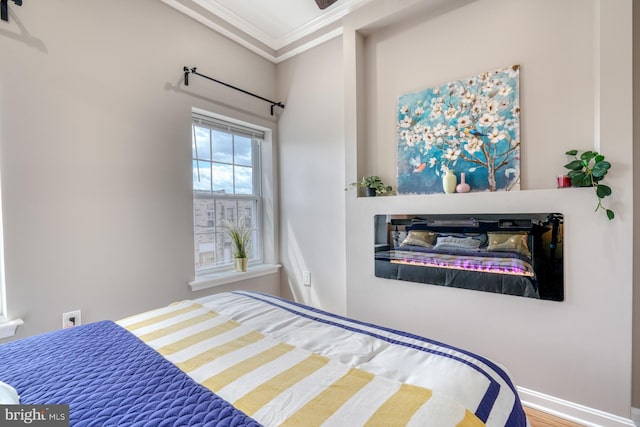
left=0, top=291, right=529, bottom=426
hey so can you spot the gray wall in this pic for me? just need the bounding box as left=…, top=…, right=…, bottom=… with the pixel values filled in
left=276, top=37, right=346, bottom=313
left=0, top=0, right=279, bottom=341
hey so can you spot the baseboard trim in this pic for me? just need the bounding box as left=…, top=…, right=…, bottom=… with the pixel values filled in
left=518, top=387, right=636, bottom=427
left=631, top=407, right=639, bottom=426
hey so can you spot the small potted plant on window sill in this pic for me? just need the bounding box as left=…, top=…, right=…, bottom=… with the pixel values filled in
left=222, top=217, right=252, bottom=271
left=563, top=149, right=614, bottom=220
left=347, top=176, right=395, bottom=197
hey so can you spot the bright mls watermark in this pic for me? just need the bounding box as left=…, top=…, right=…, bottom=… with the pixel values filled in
left=1, top=405, right=69, bottom=426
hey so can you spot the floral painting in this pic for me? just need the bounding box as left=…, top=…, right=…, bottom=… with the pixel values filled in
left=397, top=65, right=520, bottom=194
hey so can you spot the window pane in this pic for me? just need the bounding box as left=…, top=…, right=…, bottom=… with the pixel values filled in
left=212, top=163, right=233, bottom=193
left=237, top=199, right=257, bottom=259
left=194, top=195, right=216, bottom=269
left=235, top=166, right=253, bottom=195
left=193, top=160, right=211, bottom=192
left=234, top=136, right=253, bottom=166
left=193, top=126, right=211, bottom=161
left=212, top=130, right=233, bottom=163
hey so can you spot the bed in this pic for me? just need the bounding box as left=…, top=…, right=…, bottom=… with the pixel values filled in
left=0, top=291, right=529, bottom=426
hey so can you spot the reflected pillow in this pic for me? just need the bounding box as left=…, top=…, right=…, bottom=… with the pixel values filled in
left=400, top=230, right=438, bottom=248
left=434, top=235, right=482, bottom=250
left=487, top=232, right=531, bottom=257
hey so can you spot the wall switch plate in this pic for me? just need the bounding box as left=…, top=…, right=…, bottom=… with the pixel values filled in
left=62, top=310, right=81, bottom=329
left=303, top=271, right=311, bottom=286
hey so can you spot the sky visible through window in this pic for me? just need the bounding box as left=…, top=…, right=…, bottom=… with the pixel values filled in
left=192, top=126, right=253, bottom=195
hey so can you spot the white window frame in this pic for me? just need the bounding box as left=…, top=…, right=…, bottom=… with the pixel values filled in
left=0, top=170, right=23, bottom=338
left=189, top=108, right=280, bottom=291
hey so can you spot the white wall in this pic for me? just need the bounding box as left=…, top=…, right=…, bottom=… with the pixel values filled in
left=0, top=0, right=280, bottom=341
left=343, top=0, right=633, bottom=420
left=276, top=37, right=346, bottom=314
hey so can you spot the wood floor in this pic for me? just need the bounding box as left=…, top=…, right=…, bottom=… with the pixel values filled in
left=524, top=406, right=585, bottom=427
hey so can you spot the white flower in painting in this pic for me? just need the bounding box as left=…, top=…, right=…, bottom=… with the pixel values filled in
left=504, top=118, right=516, bottom=130
left=479, top=113, right=495, bottom=127
left=432, top=123, right=445, bottom=136
left=498, top=85, right=512, bottom=97
left=400, top=129, right=412, bottom=143
left=489, top=128, right=507, bottom=143
left=482, top=81, right=495, bottom=92
left=399, top=115, right=413, bottom=128
left=424, top=132, right=435, bottom=147
left=414, top=106, right=425, bottom=116
left=511, top=138, right=520, bottom=147
left=466, top=77, right=477, bottom=87
left=499, top=98, right=511, bottom=110
left=457, top=115, right=471, bottom=129
left=486, top=100, right=500, bottom=114
left=464, top=137, right=483, bottom=154
left=444, top=107, right=458, bottom=120
left=429, top=157, right=438, bottom=168
left=430, top=106, right=443, bottom=120
left=506, top=65, right=520, bottom=78
left=470, top=104, right=482, bottom=116
left=461, top=91, right=476, bottom=104
left=433, top=87, right=440, bottom=95
left=410, top=133, right=422, bottom=146
left=400, top=105, right=409, bottom=115
left=447, top=126, right=458, bottom=137
left=444, top=147, right=461, bottom=162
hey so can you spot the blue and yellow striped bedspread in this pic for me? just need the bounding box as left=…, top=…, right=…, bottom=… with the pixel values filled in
left=118, top=299, right=485, bottom=426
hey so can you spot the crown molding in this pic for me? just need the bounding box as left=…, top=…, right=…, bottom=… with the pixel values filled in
left=163, top=0, right=373, bottom=63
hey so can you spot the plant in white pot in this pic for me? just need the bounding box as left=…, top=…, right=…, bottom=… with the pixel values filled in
left=222, top=217, right=252, bottom=272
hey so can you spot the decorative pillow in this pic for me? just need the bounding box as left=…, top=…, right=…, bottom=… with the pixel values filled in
left=433, top=235, right=482, bottom=250
left=0, top=381, right=19, bottom=404
left=487, top=232, right=531, bottom=257
left=400, top=230, right=438, bottom=248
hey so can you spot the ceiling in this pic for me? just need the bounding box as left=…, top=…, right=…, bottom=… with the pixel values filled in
left=162, top=0, right=374, bottom=63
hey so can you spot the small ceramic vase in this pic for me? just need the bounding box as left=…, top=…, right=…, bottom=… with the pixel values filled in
left=456, top=172, right=471, bottom=193
left=442, top=170, right=457, bottom=194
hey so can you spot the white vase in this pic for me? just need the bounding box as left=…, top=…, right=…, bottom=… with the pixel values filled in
left=235, top=258, right=247, bottom=272
left=442, top=170, right=457, bottom=194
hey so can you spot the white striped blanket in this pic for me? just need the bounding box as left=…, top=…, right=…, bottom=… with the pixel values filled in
left=118, top=297, right=488, bottom=426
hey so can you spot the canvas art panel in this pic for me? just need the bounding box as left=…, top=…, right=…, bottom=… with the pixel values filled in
left=397, top=65, right=521, bottom=194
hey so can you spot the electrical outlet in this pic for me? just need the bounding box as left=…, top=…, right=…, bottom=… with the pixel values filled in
left=62, top=310, right=81, bottom=329
left=303, top=271, right=311, bottom=287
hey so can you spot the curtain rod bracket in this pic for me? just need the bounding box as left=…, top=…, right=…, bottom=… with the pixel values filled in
left=1, top=0, right=22, bottom=23
left=183, top=65, right=284, bottom=116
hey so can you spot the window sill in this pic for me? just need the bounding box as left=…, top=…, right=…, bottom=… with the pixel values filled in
left=188, top=264, right=281, bottom=292
left=0, top=318, right=24, bottom=340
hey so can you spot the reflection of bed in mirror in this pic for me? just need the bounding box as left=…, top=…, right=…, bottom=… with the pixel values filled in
left=374, top=213, right=564, bottom=301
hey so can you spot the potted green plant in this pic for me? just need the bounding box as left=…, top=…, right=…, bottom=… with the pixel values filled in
left=347, top=176, right=394, bottom=196
left=222, top=217, right=252, bottom=271
left=563, top=149, right=614, bottom=220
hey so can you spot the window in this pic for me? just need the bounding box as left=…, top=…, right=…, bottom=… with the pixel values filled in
left=192, top=112, right=263, bottom=275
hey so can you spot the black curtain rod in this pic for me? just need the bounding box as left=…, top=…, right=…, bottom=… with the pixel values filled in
left=183, top=66, right=285, bottom=116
